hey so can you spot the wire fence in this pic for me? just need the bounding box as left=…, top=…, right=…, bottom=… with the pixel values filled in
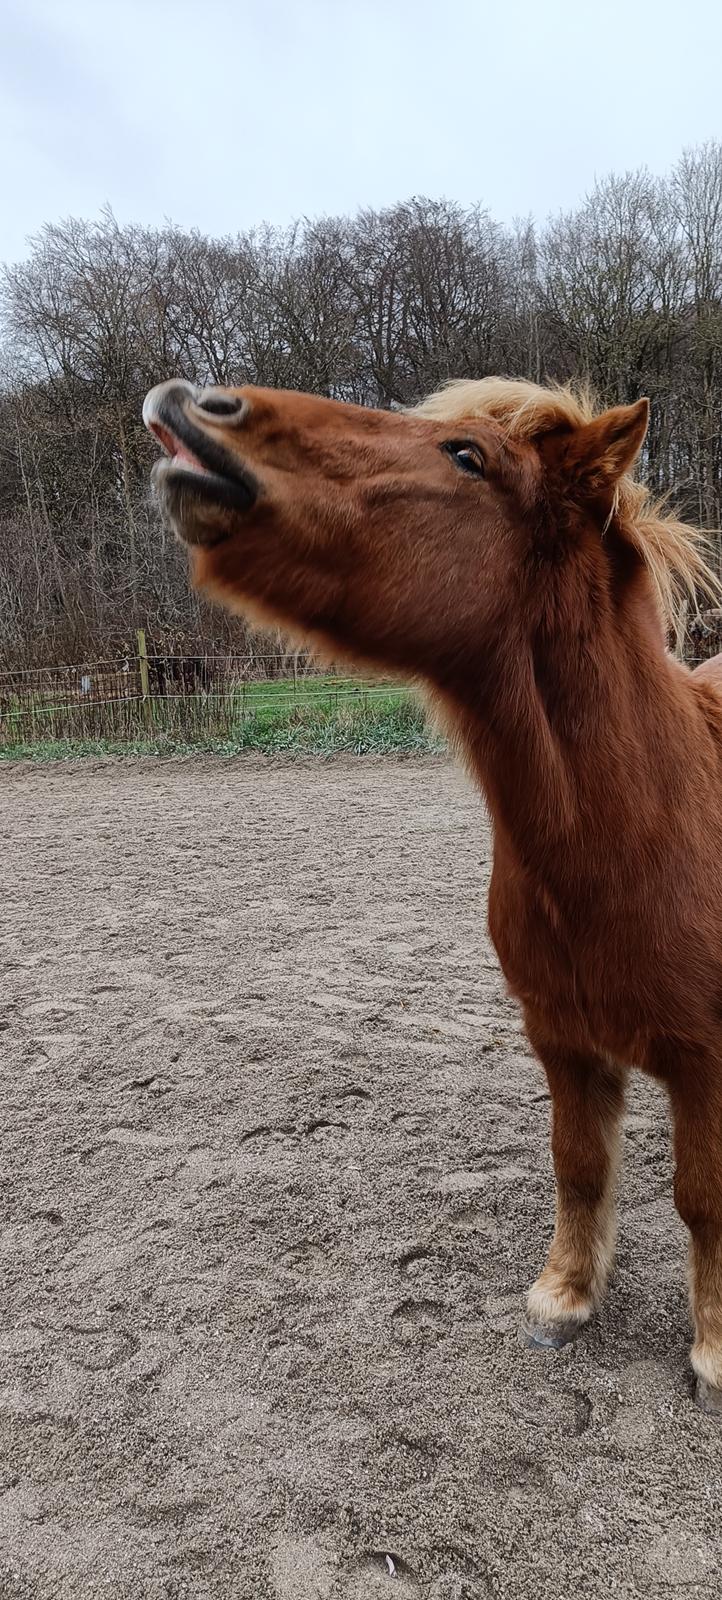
left=0, top=633, right=410, bottom=749
left=2, top=614, right=721, bottom=751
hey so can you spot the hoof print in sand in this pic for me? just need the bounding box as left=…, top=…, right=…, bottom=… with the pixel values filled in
left=304, top=1118, right=350, bottom=1149
left=508, top=1384, right=592, bottom=1436
left=397, top=1244, right=438, bottom=1275
left=391, top=1298, right=450, bottom=1346
left=448, top=1202, right=499, bottom=1240
left=334, top=1087, right=373, bottom=1116
left=64, top=1325, right=140, bottom=1372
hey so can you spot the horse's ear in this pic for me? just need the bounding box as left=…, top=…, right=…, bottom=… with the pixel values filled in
left=561, top=399, right=649, bottom=495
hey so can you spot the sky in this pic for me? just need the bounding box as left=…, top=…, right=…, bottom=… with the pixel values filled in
left=2, top=0, right=722, bottom=266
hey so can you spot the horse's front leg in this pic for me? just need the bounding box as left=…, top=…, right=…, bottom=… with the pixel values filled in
left=523, top=1037, right=626, bottom=1348
left=667, top=1070, right=722, bottom=1415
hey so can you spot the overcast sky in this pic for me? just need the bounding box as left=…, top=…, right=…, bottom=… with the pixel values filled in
left=2, top=0, right=721, bottom=266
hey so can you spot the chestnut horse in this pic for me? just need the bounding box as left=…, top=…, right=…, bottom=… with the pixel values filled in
left=144, top=374, right=722, bottom=1414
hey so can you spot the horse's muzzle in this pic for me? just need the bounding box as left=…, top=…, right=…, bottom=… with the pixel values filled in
left=143, top=379, right=257, bottom=544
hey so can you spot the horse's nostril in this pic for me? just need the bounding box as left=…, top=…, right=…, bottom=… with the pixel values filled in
left=195, top=391, right=245, bottom=419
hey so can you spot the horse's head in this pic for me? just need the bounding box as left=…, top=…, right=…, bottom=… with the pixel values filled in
left=143, top=377, right=651, bottom=681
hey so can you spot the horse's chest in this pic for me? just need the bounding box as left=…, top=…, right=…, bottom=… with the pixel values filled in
left=487, top=862, right=708, bottom=1064
left=487, top=868, right=636, bottom=1050
left=489, top=878, right=572, bottom=1011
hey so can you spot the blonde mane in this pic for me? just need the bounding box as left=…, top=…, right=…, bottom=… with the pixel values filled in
left=416, top=377, right=721, bottom=628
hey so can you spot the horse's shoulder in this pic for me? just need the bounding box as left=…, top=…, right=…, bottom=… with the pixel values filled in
left=692, top=651, right=722, bottom=692
left=690, top=655, right=722, bottom=760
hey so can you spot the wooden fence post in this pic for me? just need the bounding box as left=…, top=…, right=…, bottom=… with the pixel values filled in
left=137, top=628, right=153, bottom=726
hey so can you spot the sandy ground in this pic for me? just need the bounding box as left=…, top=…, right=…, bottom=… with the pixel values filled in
left=2, top=754, right=722, bottom=1600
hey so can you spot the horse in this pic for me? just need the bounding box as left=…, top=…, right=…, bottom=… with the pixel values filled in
left=148, top=651, right=212, bottom=699
left=143, top=373, right=722, bottom=1415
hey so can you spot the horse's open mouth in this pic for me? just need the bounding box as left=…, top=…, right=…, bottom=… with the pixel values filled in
left=143, top=382, right=257, bottom=544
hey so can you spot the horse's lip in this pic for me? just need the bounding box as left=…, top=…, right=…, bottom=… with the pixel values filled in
left=145, top=386, right=258, bottom=530
left=149, top=457, right=257, bottom=545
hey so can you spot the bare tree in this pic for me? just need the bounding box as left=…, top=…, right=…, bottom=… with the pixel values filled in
left=2, top=143, right=722, bottom=667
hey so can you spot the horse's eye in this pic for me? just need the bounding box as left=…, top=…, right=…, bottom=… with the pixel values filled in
left=443, top=440, right=486, bottom=478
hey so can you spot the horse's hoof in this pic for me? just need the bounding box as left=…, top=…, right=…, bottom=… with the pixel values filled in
left=521, top=1315, right=583, bottom=1351
left=696, top=1377, right=722, bottom=1417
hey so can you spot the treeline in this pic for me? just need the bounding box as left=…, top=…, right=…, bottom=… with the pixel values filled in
left=2, top=142, right=722, bottom=666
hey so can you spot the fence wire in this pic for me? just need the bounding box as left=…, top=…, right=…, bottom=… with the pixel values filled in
left=2, top=617, right=720, bottom=749
left=0, top=648, right=410, bottom=748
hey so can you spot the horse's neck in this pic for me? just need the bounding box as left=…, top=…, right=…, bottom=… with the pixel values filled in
left=448, top=616, right=684, bottom=888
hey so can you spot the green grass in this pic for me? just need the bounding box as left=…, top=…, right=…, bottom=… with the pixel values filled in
left=0, top=680, right=444, bottom=761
